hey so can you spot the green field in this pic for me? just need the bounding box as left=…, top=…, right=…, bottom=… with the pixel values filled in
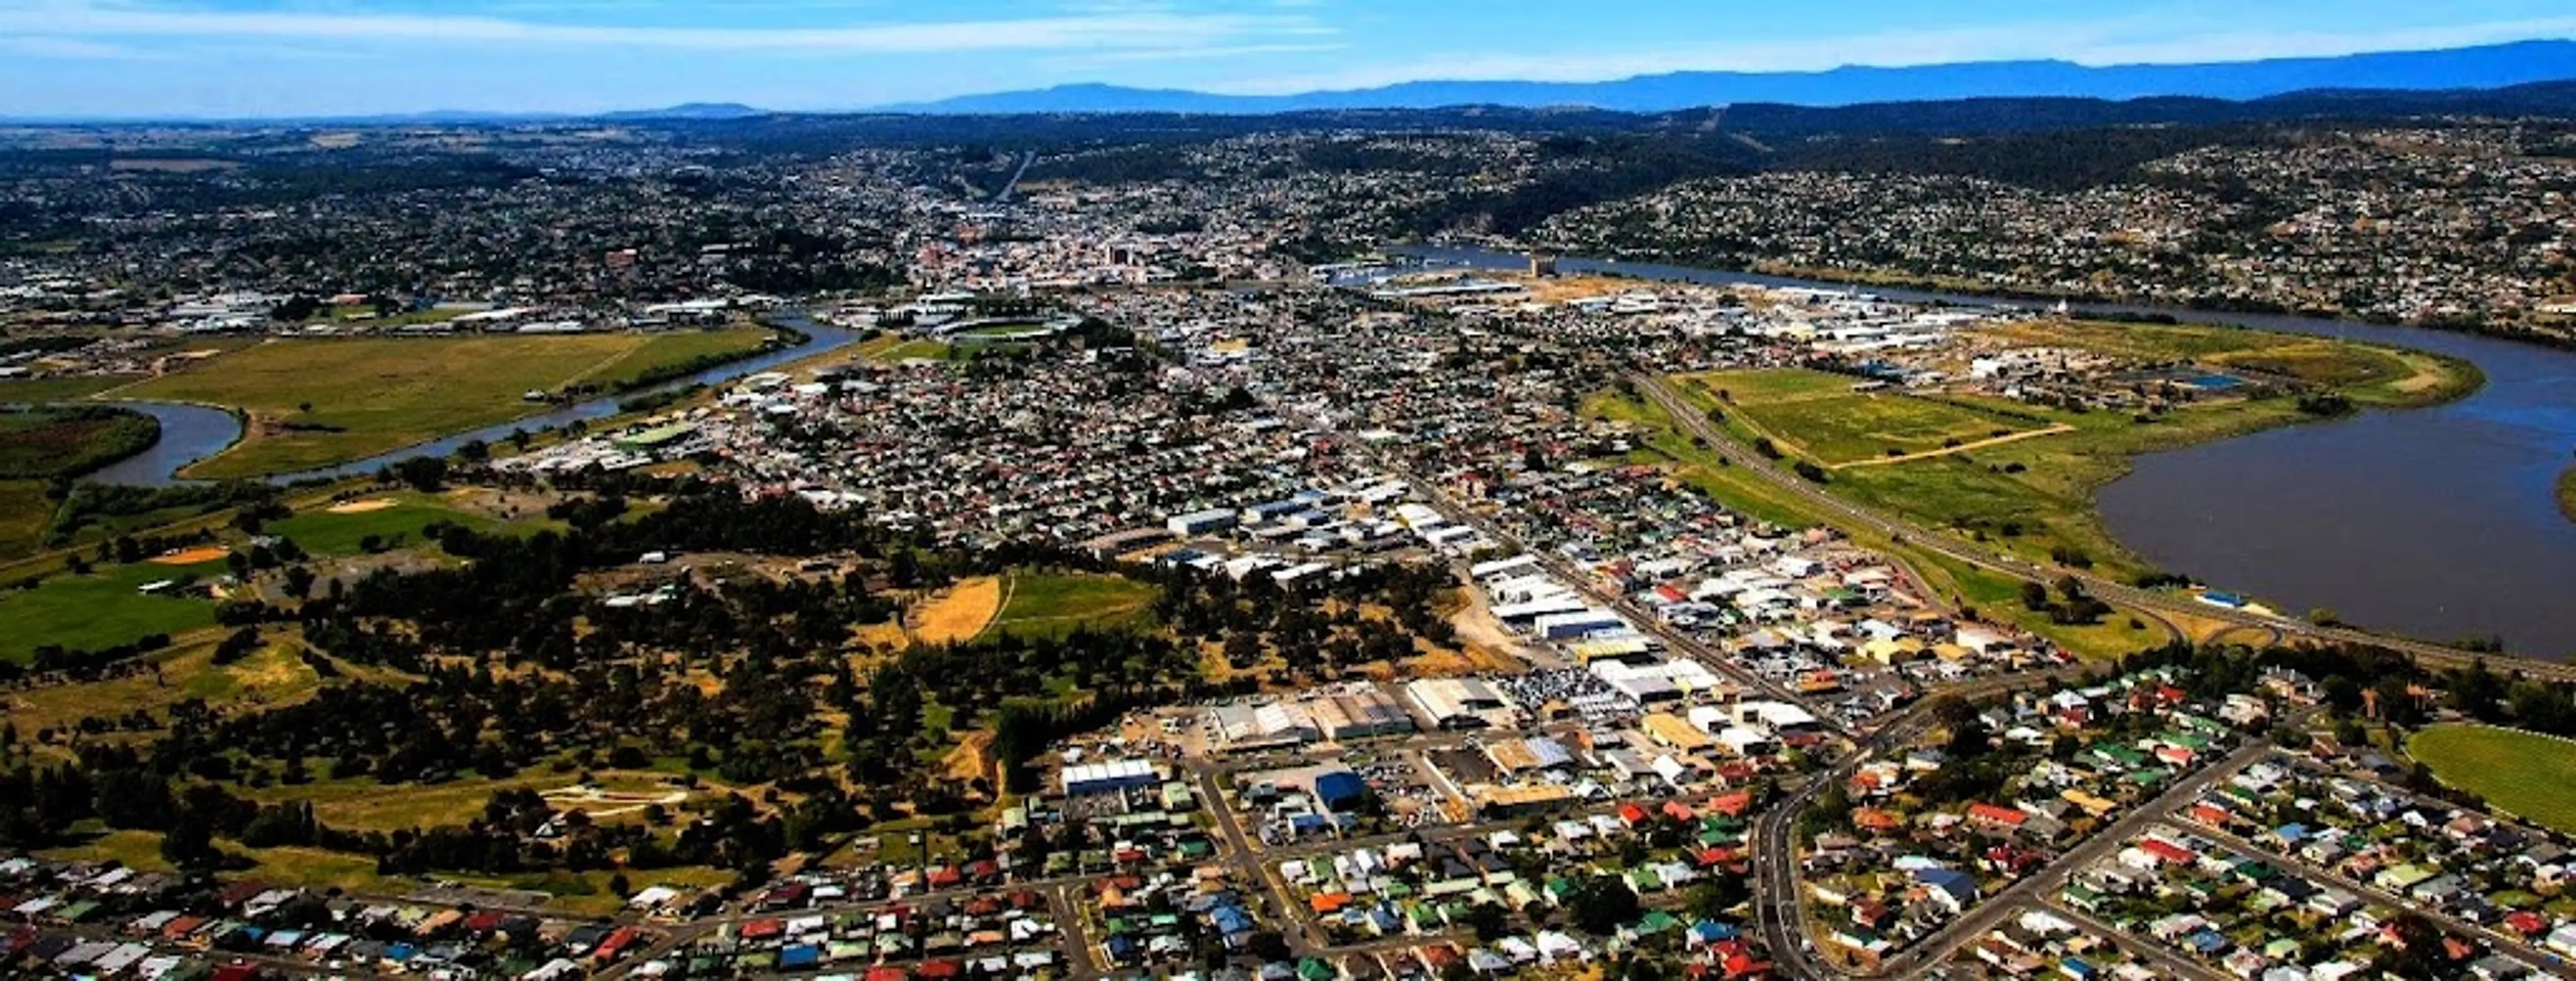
left=0, top=479, right=54, bottom=558
left=0, top=376, right=135, bottom=404
left=264, top=493, right=498, bottom=556
left=2409, top=725, right=2576, bottom=835
left=1666, top=325, right=2474, bottom=579
left=36, top=829, right=726, bottom=916
left=0, top=493, right=527, bottom=662
left=983, top=572, right=1159, bottom=639
left=1977, top=319, right=2477, bottom=409
left=116, top=329, right=772, bottom=478
left=1692, top=367, right=2039, bottom=466
left=956, top=321, right=1053, bottom=339
left=0, top=405, right=159, bottom=478
left=869, top=338, right=959, bottom=363
left=0, top=638, right=364, bottom=739
left=0, top=551, right=229, bottom=662
left=2557, top=466, right=2575, bottom=525
left=1582, top=389, right=2165, bottom=660
left=250, top=769, right=699, bottom=833
left=596, top=328, right=781, bottom=388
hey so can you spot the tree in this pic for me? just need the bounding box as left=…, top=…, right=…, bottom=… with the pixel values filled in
left=284, top=567, right=317, bottom=601
left=1566, top=874, right=1640, bottom=935
left=161, top=813, right=222, bottom=870
left=390, top=457, right=449, bottom=492
left=1464, top=902, right=1509, bottom=940
left=1246, top=930, right=1291, bottom=962
left=2019, top=581, right=2051, bottom=612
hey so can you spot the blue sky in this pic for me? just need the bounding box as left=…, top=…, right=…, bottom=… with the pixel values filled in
left=3, top=0, right=2573, bottom=117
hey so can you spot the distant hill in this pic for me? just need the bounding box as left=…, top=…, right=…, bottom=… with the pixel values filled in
left=597, top=103, right=768, bottom=121
left=887, top=39, right=2576, bottom=115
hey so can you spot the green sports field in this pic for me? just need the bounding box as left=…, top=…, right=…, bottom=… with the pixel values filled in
left=0, top=551, right=229, bottom=662
left=262, top=493, right=498, bottom=556
left=2409, top=725, right=2576, bottom=835
left=982, top=571, right=1159, bottom=639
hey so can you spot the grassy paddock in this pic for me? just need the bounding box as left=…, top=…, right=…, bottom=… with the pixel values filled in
left=0, top=406, right=160, bottom=479
left=1690, top=369, right=2039, bottom=466
left=117, top=329, right=769, bottom=478
left=2408, top=725, right=2576, bottom=835
left=0, top=479, right=54, bottom=558
left=0, top=376, right=136, bottom=404
left=264, top=492, right=498, bottom=556
left=0, top=636, right=370, bottom=738
left=250, top=769, right=705, bottom=833
left=0, top=550, right=229, bottom=663
left=868, top=339, right=958, bottom=363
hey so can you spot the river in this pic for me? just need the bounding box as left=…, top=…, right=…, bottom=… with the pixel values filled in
left=1394, top=245, right=2576, bottom=656
left=76, top=314, right=863, bottom=488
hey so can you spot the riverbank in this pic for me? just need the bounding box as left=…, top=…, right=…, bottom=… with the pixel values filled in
left=96, top=326, right=779, bottom=481
left=1401, top=243, right=2576, bottom=652
left=1667, top=320, right=2482, bottom=584
left=0, top=405, right=168, bottom=555
left=1476, top=241, right=2576, bottom=351
left=2559, top=465, right=2576, bottom=525
left=1582, top=388, right=2178, bottom=660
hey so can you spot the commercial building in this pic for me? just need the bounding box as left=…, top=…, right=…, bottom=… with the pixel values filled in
left=1166, top=508, right=1238, bottom=537
left=1405, top=678, right=1513, bottom=730
left=1061, top=759, right=1160, bottom=797
left=1305, top=689, right=1413, bottom=741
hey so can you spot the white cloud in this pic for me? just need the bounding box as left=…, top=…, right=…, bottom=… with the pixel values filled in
left=1049, top=41, right=1347, bottom=66
left=0, top=1, right=1328, bottom=54
left=0, top=34, right=159, bottom=59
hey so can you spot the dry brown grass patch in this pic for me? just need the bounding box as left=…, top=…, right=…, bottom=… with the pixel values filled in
left=910, top=576, right=1002, bottom=644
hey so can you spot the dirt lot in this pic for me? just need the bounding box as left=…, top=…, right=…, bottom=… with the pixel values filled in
left=151, top=546, right=231, bottom=566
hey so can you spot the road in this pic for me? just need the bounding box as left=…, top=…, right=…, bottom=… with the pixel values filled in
left=2176, top=807, right=2568, bottom=968
left=1882, top=740, right=2276, bottom=978
left=1381, top=454, right=1857, bottom=738
left=1631, top=373, right=2576, bottom=680
left=1750, top=668, right=2077, bottom=980
left=2036, top=899, right=2231, bottom=981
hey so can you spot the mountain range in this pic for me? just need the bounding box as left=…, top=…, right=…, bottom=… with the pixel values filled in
left=886, top=39, right=2576, bottom=115
left=9, top=40, right=2572, bottom=125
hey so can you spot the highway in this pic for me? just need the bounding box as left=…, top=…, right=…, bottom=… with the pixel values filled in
left=1629, top=373, right=2576, bottom=681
